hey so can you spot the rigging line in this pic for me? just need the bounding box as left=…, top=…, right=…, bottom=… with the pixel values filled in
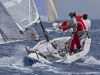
left=57, top=7, right=71, bottom=35
left=55, top=0, right=67, bottom=21
left=37, top=0, right=41, bottom=7
left=36, top=0, right=45, bottom=16
left=55, top=1, right=72, bottom=34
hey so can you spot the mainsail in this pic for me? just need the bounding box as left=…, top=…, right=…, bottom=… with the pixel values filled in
left=0, top=0, right=39, bottom=30
left=0, top=1, right=39, bottom=43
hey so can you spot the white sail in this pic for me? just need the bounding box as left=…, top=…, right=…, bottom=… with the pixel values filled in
left=43, top=0, right=68, bottom=22
left=49, top=0, right=59, bottom=20
left=51, top=0, right=68, bottom=21
left=44, top=0, right=54, bottom=23
left=0, top=1, right=39, bottom=43
left=44, top=0, right=59, bottom=23
left=0, top=0, right=39, bottom=30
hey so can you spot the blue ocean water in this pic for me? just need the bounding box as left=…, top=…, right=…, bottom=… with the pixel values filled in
left=0, top=20, right=100, bottom=75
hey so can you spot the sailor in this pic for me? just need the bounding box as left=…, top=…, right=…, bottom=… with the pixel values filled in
left=82, top=14, right=91, bottom=31
left=77, top=14, right=83, bottom=18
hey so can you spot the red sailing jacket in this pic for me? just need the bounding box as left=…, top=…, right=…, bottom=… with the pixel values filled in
left=60, top=21, right=68, bottom=31
left=75, top=16, right=86, bottom=31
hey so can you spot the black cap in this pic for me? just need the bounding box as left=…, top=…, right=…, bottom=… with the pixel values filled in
left=83, top=14, right=88, bottom=20
left=69, top=12, right=74, bottom=16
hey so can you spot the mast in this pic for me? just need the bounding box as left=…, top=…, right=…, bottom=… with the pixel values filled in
left=39, top=17, right=49, bottom=42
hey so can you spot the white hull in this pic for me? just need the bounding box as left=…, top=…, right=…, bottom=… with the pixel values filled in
left=28, top=36, right=91, bottom=64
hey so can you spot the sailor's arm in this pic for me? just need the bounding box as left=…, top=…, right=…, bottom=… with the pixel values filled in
left=72, top=23, right=77, bottom=33
left=71, top=17, right=77, bottom=33
left=59, top=21, right=72, bottom=29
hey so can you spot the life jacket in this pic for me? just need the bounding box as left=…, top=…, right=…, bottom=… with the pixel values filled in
left=75, top=16, right=86, bottom=31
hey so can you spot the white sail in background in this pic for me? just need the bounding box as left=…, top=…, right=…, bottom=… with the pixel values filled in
left=0, top=1, right=39, bottom=43
left=44, top=0, right=54, bottom=23
left=52, top=0, right=68, bottom=21
left=49, top=0, right=59, bottom=20
left=0, top=0, right=39, bottom=30
left=34, top=0, right=59, bottom=23
left=44, top=0, right=68, bottom=22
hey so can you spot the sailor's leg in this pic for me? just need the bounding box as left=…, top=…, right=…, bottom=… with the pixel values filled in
left=67, top=40, right=71, bottom=51
left=75, top=33, right=81, bottom=48
left=78, top=31, right=87, bottom=40
left=69, top=37, right=75, bottom=52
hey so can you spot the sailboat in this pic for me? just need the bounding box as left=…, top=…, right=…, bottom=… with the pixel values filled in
left=0, top=0, right=91, bottom=64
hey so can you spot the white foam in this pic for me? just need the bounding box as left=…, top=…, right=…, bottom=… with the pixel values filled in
left=78, top=56, right=100, bottom=65
left=45, top=28, right=57, bottom=33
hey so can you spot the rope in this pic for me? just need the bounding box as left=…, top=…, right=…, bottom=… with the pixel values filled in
left=55, top=0, right=67, bottom=21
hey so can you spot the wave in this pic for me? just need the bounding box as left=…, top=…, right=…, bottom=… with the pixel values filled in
left=0, top=44, right=100, bottom=74
left=45, top=28, right=62, bottom=33
left=32, top=62, right=100, bottom=75
left=90, top=29, right=100, bottom=32
left=0, top=44, right=32, bottom=73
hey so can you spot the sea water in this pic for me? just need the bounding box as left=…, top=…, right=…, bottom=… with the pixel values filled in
left=0, top=19, right=100, bottom=75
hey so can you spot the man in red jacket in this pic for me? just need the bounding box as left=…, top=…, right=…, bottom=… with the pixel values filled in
left=59, top=12, right=87, bottom=54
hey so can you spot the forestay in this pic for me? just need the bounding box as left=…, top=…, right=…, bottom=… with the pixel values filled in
left=0, top=2, right=39, bottom=43
left=0, top=0, right=39, bottom=30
